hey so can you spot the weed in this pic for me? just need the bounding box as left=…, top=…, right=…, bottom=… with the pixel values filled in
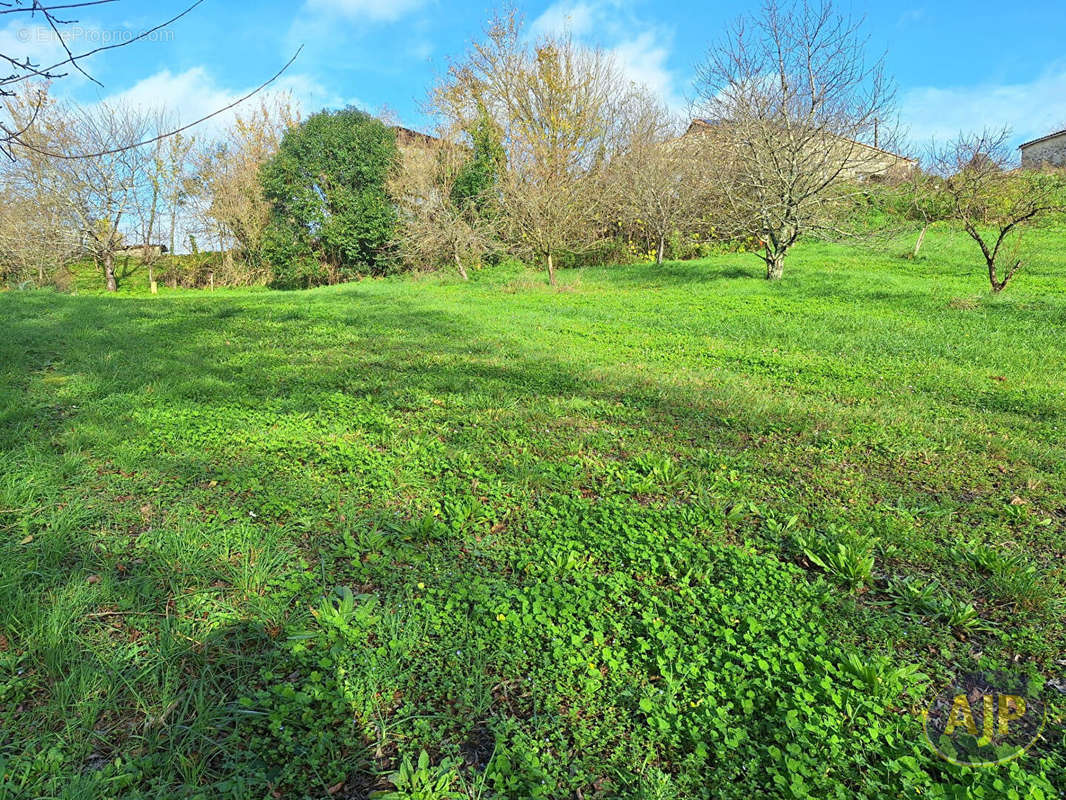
left=0, top=232, right=1063, bottom=798
left=372, top=751, right=464, bottom=800
left=794, top=528, right=876, bottom=590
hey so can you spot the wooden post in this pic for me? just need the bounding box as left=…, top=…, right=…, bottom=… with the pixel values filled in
left=150, top=281, right=158, bottom=295
left=210, top=271, right=215, bottom=291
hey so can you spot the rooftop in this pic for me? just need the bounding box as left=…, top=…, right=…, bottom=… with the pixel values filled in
left=685, top=119, right=916, bottom=163
left=1019, top=129, right=1066, bottom=150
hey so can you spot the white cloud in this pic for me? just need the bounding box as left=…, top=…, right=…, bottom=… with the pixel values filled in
left=901, top=65, right=1066, bottom=152
left=96, top=67, right=356, bottom=139
left=303, top=0, right=427, bottom=23
left=105, top=67, right=240, bottom=127
left=529, top=0, right=684, bottom=110
left=529, top=0, right=601, bottom=39
left=609, top=32, right=677, bottom=107
left=0, top=20, right=92, bottom=88
left=895, top=8, right=928, bottom=28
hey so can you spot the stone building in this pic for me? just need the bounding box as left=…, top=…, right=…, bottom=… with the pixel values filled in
left=391, top=125, right=440, bottom=172
left=117, top=244, right=168, bottom=259
left=685, top=119, right=916, bottom=181
left=393, top=126, right=438, bottom=149
left=1019, top=129, right=1066, bottom=168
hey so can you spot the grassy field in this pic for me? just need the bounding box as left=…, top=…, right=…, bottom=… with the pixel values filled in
left=1, top=228, right=1064, bottom=799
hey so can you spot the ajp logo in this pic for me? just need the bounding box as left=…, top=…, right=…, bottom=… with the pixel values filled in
left=923, top=672, right=1046, bottom=767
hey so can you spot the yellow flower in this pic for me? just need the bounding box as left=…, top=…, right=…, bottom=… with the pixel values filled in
left=496, top=613, right=507, bottom=622
left=417, top=582, right=425, bottom=590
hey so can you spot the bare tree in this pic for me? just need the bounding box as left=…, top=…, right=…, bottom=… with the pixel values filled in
left=693, top=0, right=899, bottom=279
left=605, top=100, right=714, bottom=264
left=0, top=191, right=79, bottom=285
left=162, top=130, right=196, bottom=255
left=391, top=135, right=498, bottom=279
left=130, top=111, right=169, bottom=279
left=127, top=117, right=197, bottom=285
left=931, top=128, right=1066, bottom=293
left=64, top=103, right=154, bottom=290
left=188, top=95, right=298, bottom=277
left=895, top=169, right=954, bottom=257
left=7, top=90, right=155, bottom=290
left=434, top=12, right=634, bottom=285
left=0, top=87, right=77, bottom=284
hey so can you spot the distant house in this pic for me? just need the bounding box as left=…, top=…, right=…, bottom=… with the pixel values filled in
left=391, top=125, right=441, bottom=174
left=392, top=126, right=438, bottom=148
left=117, top=244, right=168, bottom=259
left=684, top=119, right=916, bottom=181
left=1019, top=129, right=1066, bottom=168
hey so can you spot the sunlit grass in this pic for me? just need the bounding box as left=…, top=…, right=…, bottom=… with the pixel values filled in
left=1, top=227, right=1063, bottom=797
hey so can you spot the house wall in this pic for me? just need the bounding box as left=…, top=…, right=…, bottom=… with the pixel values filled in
left=839, top=145, right=916, bottom=181
left=1021, top=134, right=1066, bottom=168
left=684, top=120, right=915, bottom=181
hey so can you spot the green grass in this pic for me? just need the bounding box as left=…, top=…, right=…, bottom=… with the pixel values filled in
left=1, top=228, right=1064, bottom=799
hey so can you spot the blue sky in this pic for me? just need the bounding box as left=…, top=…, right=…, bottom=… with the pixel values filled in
left=4, top=0, right=1066, bottom=154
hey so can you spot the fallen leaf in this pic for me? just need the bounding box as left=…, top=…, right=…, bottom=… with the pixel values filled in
left=20, top=535, right=33, bottom=545
left=87, top=575, right=100, bottom=585
left=327, top=782, right=345, bottom=795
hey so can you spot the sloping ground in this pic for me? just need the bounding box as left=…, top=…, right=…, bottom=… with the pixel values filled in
left=1, top=231, right=1063, bottom=798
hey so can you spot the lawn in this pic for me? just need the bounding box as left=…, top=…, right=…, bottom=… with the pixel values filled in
left=1, top=228, right=1064, bottom=799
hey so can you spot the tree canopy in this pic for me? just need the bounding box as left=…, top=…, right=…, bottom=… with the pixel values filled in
left=260, top=108, right=399, bottom=288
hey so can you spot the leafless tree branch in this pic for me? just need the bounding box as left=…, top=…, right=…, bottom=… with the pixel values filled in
left=8, top=46, right=303, bottom=160
left=2, top=1, right=301, bottom=162
left=692, top=0, right=907, bottom=279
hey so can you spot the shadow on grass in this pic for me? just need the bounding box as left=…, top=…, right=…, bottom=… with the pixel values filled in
left=1, top=289, right=789, bottom=795
left=1, top=282, right=1063, bottom=796
left=591, top=257, right=764, bottom=288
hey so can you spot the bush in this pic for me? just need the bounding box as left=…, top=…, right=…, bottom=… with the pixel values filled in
left=260, top=108, right=399, bottom=288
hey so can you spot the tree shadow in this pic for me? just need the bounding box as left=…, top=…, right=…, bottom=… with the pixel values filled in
left=1, top=282, right=1062, bottom=796
left=0, top=284, right=846, bottom=794
left=593, top=257, right=763, bottom=288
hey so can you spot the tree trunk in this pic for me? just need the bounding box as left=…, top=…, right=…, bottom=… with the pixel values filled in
left=987, top=263, right=1002, bottom=292
left=104, top=252, right=118, bottom=292
left=913, top=224, right=929, bottom=257
left=547, top=251, right=557, bottom=287
left=988, top=259, right=1007, bottom=293
left=765, top=251, right=785, bottom=280
left=169, top=205, right=177, bottom=256
left=657, top=235, right=665, bottom=265
left=145, top=182, right=160, bottom=257
left=454, top=245, right=469, bottom=280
